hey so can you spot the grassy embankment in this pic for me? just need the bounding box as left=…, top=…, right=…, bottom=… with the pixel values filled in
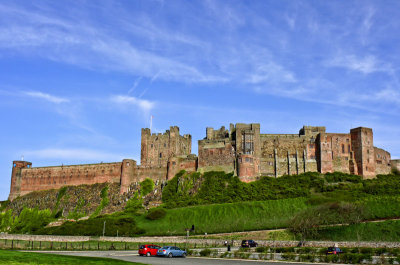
left=3, top=171, right=400, bottom=241
left=136, top=198, right=309, bottom=235
left=0, top=250, right=146, bottom=265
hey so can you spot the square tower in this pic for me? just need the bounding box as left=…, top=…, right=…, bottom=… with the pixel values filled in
left=350, top=127, right=375, bottom=178
left=140, top=126, right=192, bottom=167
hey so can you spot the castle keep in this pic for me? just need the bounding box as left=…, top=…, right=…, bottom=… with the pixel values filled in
left=9, top=124, right=396, bottom=201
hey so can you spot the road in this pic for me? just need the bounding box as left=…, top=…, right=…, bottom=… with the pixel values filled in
left=32, top=250, right=319, bottom=265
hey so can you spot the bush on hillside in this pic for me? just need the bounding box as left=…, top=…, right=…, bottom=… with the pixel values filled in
left=140, top=178, right=155, bottom=196
left=324, top=172, right=362, bottom=183
left=145, top=208, right=166, bottom=220
left=90, top=185, right=109, bottom=218
left=125, top=191, right=143, bottom=214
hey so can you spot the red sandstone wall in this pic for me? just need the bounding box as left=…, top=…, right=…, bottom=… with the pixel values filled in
left=319, top=133, right=352, bottom=174
left=374, top=147, right=391, bottom=175
left=198, top=140, right=235, bottom=170
left=18, top=162, right=122, bottom=197
left=351, top=127, right=375, bottom=178
left=135, top=166, right=168, bottom=183
left=167, top=156, right=197, bottom=180
left=237, top=154, right=260, bottom=182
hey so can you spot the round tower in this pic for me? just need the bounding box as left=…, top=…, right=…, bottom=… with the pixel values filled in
left=120, top=159, right=136, bottom=194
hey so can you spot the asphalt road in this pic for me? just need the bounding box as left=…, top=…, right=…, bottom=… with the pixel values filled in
left=32, top=251, right=319, bottom=265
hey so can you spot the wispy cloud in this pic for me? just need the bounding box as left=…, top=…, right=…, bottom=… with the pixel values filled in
left=247, top=62, right=297, bottom=85
left=23, top=91, right=69, bottom=103
left=111, top=95, right=155, bottom=113
left=326, top=54, right=392, bottom=74
left=0, top=3, right=224, bottom=84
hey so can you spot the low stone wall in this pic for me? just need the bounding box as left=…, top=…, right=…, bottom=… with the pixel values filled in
left=0, top=234, right=90, bottom=242
left=1, top=234, right=400, bottom=248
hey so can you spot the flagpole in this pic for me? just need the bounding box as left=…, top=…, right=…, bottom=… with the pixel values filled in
left=150, top=115, right=153, bottom=132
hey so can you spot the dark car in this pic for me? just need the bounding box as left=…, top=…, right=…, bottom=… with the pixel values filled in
left=326, top=247, right=343, bottom=255
left=241, top=240, right=258, bottom=248
left=156, top=246, right=187, bottom=258
left=138, top=244, right=161, bottom=256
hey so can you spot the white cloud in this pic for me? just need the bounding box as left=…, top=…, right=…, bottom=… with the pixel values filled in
left=23, top=91, right=69, bottom=103
left=0, top=4, right=223, bottom=83
left=111, top=95, right=155, bottom=113
left=326, top=54, right=391, bottom=74
left=247, top=62, right=297, bottom=85
left=23, top=148, right=127, bottom=161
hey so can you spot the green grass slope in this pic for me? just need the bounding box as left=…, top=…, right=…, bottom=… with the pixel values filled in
left=310, top=220, right=400, bottom=242
left=136, top=198, right=309, bottom=235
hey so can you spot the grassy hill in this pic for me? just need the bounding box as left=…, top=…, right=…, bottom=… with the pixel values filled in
left=1, top=170, right=400, bottom=241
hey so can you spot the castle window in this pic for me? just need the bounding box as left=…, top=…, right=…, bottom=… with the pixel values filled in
left=151, top=144, right=153, bottom=148
left=13, top=163, right=16, bottom=168
left=367, top=149, right=370, bottom=154
left=345, top=157, right=348, bottom=161
left=269, top=154, right=273, bottom=158
left=348, top=145, right=351, bottom=153
left=159, top=153, right=162, bottom=158
left=126, top=163, right=130, bottom=167
left=346, top=139, right=349, bottom=143
left=245, top=157, right=250, bottom=162
left=164, top=143, right=166, bottom=147
left=342, top=144, right=345, bottom=154
left=210, top=150, right=213, bottom=155
left=268, top=162, right=273, bottom=166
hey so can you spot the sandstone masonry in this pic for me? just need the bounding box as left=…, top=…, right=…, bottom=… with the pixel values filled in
left=8, top=124, right=395, bottom=200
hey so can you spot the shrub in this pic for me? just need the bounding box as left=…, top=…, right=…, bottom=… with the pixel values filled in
left=145, top=208, right=166, bottom=220
left=282, top=253, right=296, bottom=261
left=199, top=248, right=212, bottom=256
left=219, top=251, right=231, bottom=258
left=125, top=191, right=143, bottom=214
left=90, top=186, right=109, bottom=218
left=140, top=178, right=155, bottom=196
left=297, top=247, right=314, bottom=254
left=376, top=247, right=388, bottom=255
left=256, top=246, right=267, bottom=253
left=360, top=247, right=373, bottom=254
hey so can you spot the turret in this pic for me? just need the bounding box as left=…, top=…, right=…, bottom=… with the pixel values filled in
left=9, top=161, right=32, bottom=201
left=120, top=159, right=136, bottom=194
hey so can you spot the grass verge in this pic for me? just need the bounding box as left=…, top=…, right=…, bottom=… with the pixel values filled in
left=0, top=250, right=147, bottom=264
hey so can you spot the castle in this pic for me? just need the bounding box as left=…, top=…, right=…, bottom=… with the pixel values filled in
left=9, top=123, right=399, bottom=201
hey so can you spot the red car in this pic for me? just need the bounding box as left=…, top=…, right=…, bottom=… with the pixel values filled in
left=139, top=244, right=161, bottom=256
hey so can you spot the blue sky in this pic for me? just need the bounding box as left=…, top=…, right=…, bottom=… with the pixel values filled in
left=1, top=0, right=399, bottom=200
